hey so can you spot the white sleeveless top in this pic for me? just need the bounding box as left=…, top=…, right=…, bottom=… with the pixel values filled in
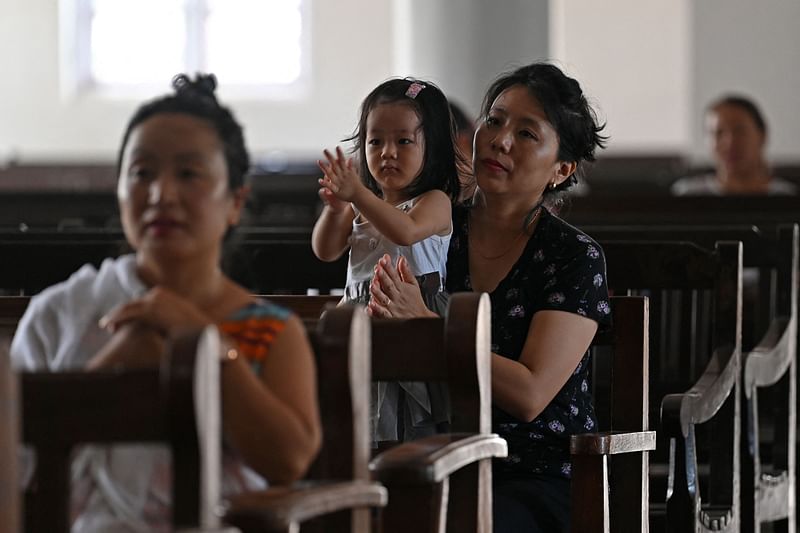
left=344, top=196, right=451, bottom=302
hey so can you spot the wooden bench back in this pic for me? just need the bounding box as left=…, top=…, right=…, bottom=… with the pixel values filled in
left=560, top=195, right=800, bottom=227
left=0, top=230, right=128, bottom=295
left=5, top=295, right=384, bottom=532
left=571, top=295, right=654, bottom=533
left=273, top=293, right=657, bottom=532
left=584, top=224, right=794, bottom=343
left=225, top=305, right=386, bottom=533
left=268, top=293, right=493, bottom=435
left=599, top=239, right=743, bottom=531
left=584, top=224, right=798, bottom=532
left=0, top=336, right=19, bottom=533
left=305, top=305, right=371, bottom=484
left=272, top=292, right=499, bottom=533
left=20, top=330, right=216, bottom=532
left=0, top=229, right=346, bottom=295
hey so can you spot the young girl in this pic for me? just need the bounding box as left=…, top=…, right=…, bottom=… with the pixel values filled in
left=312, top=78, right=460, bottom=444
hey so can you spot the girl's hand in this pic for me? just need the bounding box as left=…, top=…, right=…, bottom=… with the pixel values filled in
left=318, top=185, right=349, bottom=212
left=368, top=254, right=434, bottom=318
left=99, top=287, right=213, bottom=337
left=317, top=147, right=364, bottom=202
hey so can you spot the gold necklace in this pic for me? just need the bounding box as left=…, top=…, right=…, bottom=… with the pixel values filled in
left=470, top=206, right=542, bottom=261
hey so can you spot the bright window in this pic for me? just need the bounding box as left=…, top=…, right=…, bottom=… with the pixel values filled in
left=62, top=0, right=309, bottom=98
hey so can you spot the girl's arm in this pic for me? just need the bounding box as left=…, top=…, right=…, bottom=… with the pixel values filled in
left=351, top=187, right=451, bottom=246
left=311, top=187, right=355, bottom=262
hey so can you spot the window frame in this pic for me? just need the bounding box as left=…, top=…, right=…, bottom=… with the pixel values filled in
left=59, top=0, right=312, bottom=101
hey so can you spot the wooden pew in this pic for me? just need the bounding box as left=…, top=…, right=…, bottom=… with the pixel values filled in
left=0, top=296, right=28, bottom=336
left=20, top=327, right=226, bottom=532
left=0, top=229, right=128, bottom=295
left=3, top=291, right=657, bottom=531
left=571, top=296, right=656, bottom=533
left=260, top=294, right=341, bottom=326
left=0, top=335, right=19, bottom=533
left=598, top=239, right=743, bottom=532
left=367, top=292, right=507, bottom=533
left=584, top=225, right=798, bottom=532
left=12, top=302, right=386, bottom=533
left=0, top=228, right=346, bottom=295
left=270, top=293, right=656, bottom=533
left=263, top=293, right=507, bottom=532
left=223, top=228, right=347, bottom=294
left=559, top=195, right=800, bottom=228
left=741, top=229, right=798, bottom=533
left=263, top=293, right=505, bottom=532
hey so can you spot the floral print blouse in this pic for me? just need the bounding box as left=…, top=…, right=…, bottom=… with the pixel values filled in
left=446, top=205, right=611, bottom=479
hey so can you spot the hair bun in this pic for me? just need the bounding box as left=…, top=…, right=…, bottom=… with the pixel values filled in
left=171, top=73, right=218, bottom=102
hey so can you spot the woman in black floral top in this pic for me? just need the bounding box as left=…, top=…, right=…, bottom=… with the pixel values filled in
left=368, top=62, right=608, bottom=533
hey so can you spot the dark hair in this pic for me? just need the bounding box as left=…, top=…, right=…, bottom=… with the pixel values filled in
left=346, top=78, right=460, bottom=202
left=708, top=94, right=768, bottom=135
left=116, top=73, right=250, bottom=191
left=449, top=101, right=475, bottom=135
left=480, top=63, right=607, bottom=198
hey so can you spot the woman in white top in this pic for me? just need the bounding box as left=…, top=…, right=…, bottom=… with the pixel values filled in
left=12, top=74, right=321, bottom=532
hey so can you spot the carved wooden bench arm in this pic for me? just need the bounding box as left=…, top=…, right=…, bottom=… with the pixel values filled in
left=570, top=430, right=656, bottom=456
left=662, top=345, right=740, bottom=436
left=569, top=430, right=655, bottom=533
left=223, top=480, right=387, bottom=531
left=661, top=346, right=740, bottom=533
left=744, top=315, right=796, bottom=393
left=369, top=433, right=507, bottom=484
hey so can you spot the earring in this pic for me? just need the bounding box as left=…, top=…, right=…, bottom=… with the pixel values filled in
left=549, top=181, right=557, bottom=190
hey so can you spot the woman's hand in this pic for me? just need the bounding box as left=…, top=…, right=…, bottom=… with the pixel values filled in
left=86, top=322, right=168, bottom=371
left=317, top=147, right=365, bottom=203
left=89, top=287, right=212, bottom=370
left=99, top=287, right=213, bottom=337
left=368, top=254, right=437, bottom=318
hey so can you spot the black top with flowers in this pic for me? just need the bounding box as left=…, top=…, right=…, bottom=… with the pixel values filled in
left=446, top=205, right=611, bottom=479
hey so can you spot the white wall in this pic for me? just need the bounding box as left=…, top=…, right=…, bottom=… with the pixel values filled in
left=550, top=0, right=692, bottom=154
left=550, top=0, right=800, bottom=162
left=1, top=0, right=799, bottom=164
left=692, top=0, right=800, bottom=163
left=394, top=0, right=549, bottom=121
left=0, top=0, right=398, bottom=163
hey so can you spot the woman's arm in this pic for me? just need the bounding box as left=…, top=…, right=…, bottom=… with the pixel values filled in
left=221, top=315, right=322, bottom=483
left=91, top=288, right=322, bottom=483
left=491, top=311, right=597, bottom=422
left=370, top=255, right=599, bottom=422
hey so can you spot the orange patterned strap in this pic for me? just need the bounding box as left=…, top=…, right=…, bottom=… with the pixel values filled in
left=218, top=301, right=290, bottom=364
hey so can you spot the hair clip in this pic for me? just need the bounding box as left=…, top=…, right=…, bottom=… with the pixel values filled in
left=405, top=82, right=426, bottom=99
